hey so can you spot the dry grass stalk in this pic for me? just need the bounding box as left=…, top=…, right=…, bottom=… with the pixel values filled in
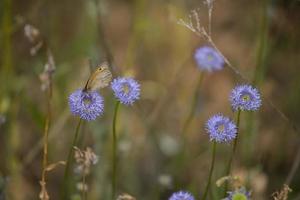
left=272, top=184, right=292, bottom=200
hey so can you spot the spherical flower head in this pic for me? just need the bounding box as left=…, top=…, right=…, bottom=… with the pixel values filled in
left=230, top=85, right=262, bottom=111
left=225, top=187, right=251, bottom=200
left=111, top=77, right=140, bottom=105
left=206, top=114, right=237, bottom=143
left=194, top=46, right=224, bottom=72
left=68, top=89, right=104, bottom=121
left=169, top=191, right=195, bottom=200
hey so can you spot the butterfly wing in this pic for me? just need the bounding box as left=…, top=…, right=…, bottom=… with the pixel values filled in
left=85, top=63, right=112, bottom=91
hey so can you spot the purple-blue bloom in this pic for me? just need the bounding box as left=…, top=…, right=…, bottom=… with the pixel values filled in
left=230, top=85, right=262, bottom=111
left=194, top=46, right=224, bottom=72
left=206, top=114, right=237, bottom=143
left=111, top=77, right=140, bottom=105
left=68, top=89, right=104, bottom=121
left=225, top=187, right=251, bottom=200
left=169, top=191, right=195, bottom=200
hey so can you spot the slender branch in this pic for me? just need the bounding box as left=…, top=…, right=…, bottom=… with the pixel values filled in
left=112, top=101, right=120, bottom=200
left=202, top=141, right=217, bottom=200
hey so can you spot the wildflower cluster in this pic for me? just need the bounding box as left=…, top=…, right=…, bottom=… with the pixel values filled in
left=193, top=45, right=261, bottom=200
left=197, top=46, right=262, bottom=143
left=68, top=77, right=140, bottom=121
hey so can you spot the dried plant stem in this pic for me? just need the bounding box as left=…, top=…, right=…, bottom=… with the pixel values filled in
left=203, top=141, right=217, bottom=200
left=62, top=118, right=83, bottom=199
left=40, top=77, right=52, bottom=193
left=208, top=7, right=212, bottom=36
left=223, top=110, right=241, bottom=196
left=112, top=101, right=120, bottom=200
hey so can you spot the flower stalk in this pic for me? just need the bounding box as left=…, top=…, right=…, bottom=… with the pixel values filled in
left=40, top=52, right=54, bottom=199
left=202, top=141, right=217, bottom=200
left=112, top=101, right=120, bottom=200
left=181, top=72, right=204, bottom=135
left=62, top=118, right=82, bottom=199
left=223, top=109, right=241, bottom=196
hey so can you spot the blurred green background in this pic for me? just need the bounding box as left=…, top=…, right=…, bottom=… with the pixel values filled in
left=0, top=0, right=300, bottom=199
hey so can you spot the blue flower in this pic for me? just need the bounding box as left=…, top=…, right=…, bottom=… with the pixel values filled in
left=194, top=46, right=224, bottom=72
left=206, top=114, right=237, bottom=143
left=169, top=191, right=195, bottom=200
left=230, top=85, right=262, bottom=111
left=225, top=187, right=251, bottom=200
left=68, top=89, right=104, bottom=121
left=111, top=77, right=140, bottom=105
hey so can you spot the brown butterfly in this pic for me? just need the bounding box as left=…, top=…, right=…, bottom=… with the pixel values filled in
left=84, top=62, right=112, bottom=91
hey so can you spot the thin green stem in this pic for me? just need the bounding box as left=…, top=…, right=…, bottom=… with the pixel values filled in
left=94, top=0, right=115, bottom=71
left=112, top=101, right=120, bottom=200
left=232, top=110, right=241, bottom=159
left=203, top=141, right=217, bottom=200
left=61, top=118, right=82, bottom=200
left=181, top=72, right=204, bottom=135
left=174, top=72, right=204, bottom=189
left=223, top=110, right=241, bottom=196
left=82, top=172, right=86, bottom=200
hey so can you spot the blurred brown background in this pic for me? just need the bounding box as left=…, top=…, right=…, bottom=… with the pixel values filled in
left=0, top=0, right=300, bottom=199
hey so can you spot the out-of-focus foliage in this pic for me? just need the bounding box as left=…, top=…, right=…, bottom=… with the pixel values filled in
left=0, top=0, right=300, bottom=199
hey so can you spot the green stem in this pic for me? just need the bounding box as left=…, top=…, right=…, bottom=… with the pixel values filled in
left=253, top=0, right=270, bottom=86
left=112, top=101, right=120, bottom=200
left=245, top=0, right=270, bottom=168
left=181, top=72, right=204, bottom=135
left=173, top=72, right=204, bottom=190
left=223, top=110, right=241, bottom=196
left=202, top=141, right=217, bottom=200
left=61, top=118, right=82, bottom=200
left=82, top=172, right=86, bottom=200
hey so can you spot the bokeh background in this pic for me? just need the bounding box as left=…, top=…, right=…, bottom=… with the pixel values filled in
left=0, top=0, right=300, bottom=199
